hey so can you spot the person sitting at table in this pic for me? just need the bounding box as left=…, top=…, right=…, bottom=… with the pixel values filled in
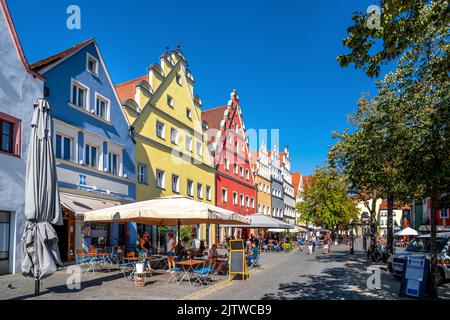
left=166, top=232, right=176, bottom=272
left=246, top=242, right=259, bottom=267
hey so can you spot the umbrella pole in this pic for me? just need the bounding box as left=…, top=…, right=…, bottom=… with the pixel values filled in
left=177, top=220, right=181, bottom=252
left=35, top=278, right=40, bottom=296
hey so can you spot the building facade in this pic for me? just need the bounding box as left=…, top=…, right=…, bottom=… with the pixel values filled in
left=269, top=145, right=284, bottom=220
left=116, top=48, right=216, bottom=245
left=280, top=147, right=295, bottom=225
left=251, top=144, right=272, bottom=216
left=30, top=39, right=136, bottom=261
left=0, top=0, right=44, bottom=274
left=202, top=90, right=257, bottom=240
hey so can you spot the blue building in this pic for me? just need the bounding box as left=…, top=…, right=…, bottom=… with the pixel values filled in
left=30, top=39, right=136, bottom=261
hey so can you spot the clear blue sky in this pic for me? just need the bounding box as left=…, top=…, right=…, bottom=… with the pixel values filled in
left=9, top=0, right=388, bottom=176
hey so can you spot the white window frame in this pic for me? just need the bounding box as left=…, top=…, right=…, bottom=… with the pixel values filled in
left=196, top=141, right=202, bottom=157
left=84, top=143, right=98, bottom=168
left=176, top=73, right=182, bottom=85
left=240, top=194, right=245, bottom=207
left=246, top=169, right=249, bottom=180
left=186, top=107, right=192, bottom=120
left=55, top=133, right=74, bottom=162
left=187, top=179, right=194, bottom=197
left=137, top=163, right=148, bottom=184
left=222, top=188, right=228, bottom=203
left=172, top=174, right=180, bottom=193
left=197, top=183, right=203, bottom=199
left=156, top=169, right=165, bottom=189
left=170, top=128, right=179, bottom=145
left=107, top=152, right=120, bottom=176
left=86, top=53, right=99, bottom=76
left=440, top=209, right=449, bottom=219
left=224, top=157, right=230, bottom=170
left=234, top=163, right=238, bottom=175
left=156, top=120, right=165, bottom=139
left=167, top=95, right=174, bottom=107
left=94, top=92, right=110, bottom=121
left=185, top=135, right=193, bottom=152
left=246, top=196, right=250, bottom=208
left=206, top=185, right=212, bottom=201
left=233, top=192, right=238, bottom=205
left=70, top=78, right=89, bottom=111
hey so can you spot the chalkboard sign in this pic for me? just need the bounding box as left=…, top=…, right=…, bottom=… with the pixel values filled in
left=230, top=240, right=244, bottom=250
left=228, top=240, right=248, bottom=283
left=230, top=250, right=244, bottom=273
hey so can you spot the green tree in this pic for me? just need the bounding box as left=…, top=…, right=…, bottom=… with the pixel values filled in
left=337, top=0, right=449, bottom=297
left=296, top=167, right=359, bottom=232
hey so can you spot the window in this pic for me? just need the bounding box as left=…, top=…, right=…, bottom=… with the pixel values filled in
left=167, top=95, right=174, bottom=107
left=246, top=196, right=250, bottom=208
left=206, top=185, right=212, bottom=201
left=156, top=121, right=165, bottom=139
left=197, top=183, right=203, bottom=199
left=170, top=128, right=178, bottom=145
left=235, top=141, right=238, bottom=154
left=240, top=166, right=244, bottom=177
left=187, top=179, right=194, bottom=197
left=86, top=53, right=98, bottom=76
left=224, top=157, right=229, bottom=170
left=251, top=198, right=255, bottom=209
left=186, top=108, right=192, bottom=120
left=0, top=119, right=13, bottom=154
left=176, top=73, right=182, bottom=85
left=84, top=144, right=97, bottom=168
left=441, top=209, right=449, bottom=219
left=71, top=81, right=87, bottom=109
left=55, top=134, right=73, bottom=161
left=172, top=174, right=179, bottom=193
left=222, top=188, right=228, bottom=203
left=234, top=163, right=238, bottom=175
left=196, top=142, right=202, bottom=157
left=240, top=194, right=245, bottom=207
left=228, top=135, right=232, bottom=144
left=185, top=136, right=193, bottom=152
left=156, top=169, right=165, bottom=189
left=137, top=163, right=148, bottom=184
left=95, top=95, right=109, bottom=120
left=108, top=152, right=118, bottom=175
left=246, top=169, right=249, bottom=180
left=233, top=192, right=238, bottom=205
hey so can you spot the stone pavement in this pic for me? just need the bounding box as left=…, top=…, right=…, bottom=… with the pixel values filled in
left=0, top=245, right=449, bottom=300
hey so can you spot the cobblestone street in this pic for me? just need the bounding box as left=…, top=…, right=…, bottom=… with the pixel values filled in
left=1, top=244, right=449, bottom=300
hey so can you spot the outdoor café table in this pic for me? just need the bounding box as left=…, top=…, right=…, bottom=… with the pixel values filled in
left=176, top=259, right=205, bottom=285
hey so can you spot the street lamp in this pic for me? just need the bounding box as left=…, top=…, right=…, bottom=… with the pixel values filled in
left=349, top=218, right=354, bottom=255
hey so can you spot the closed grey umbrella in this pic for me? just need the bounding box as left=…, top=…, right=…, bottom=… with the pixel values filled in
left=21, top=99, right=63, bottom=295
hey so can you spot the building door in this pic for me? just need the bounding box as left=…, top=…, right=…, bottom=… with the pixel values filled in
left=67, top=220, right=75, bottom=261
left=0, top=211, right=11, bottom=275
left=55, top=208, right=76, bottom=262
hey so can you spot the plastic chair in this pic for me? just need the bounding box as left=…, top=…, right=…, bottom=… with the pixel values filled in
left=193, top=264, right=214, bottom=286
left=167, top=266, right=183, bottom=284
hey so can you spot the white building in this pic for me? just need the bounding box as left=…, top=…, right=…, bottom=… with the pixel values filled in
left=0, top=0, right=44, bottom=274
left=280, top=147, right=296, bottom=225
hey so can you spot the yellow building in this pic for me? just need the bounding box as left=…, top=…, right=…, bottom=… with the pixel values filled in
left=116, top=48, right=216, bottom=246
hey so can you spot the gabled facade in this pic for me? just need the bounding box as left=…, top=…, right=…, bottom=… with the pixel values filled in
left=116, top=48, right=216, bottom=245
left=0, top=0, right=44, bottom=274
left=269, top=145, right=284, bottom=220
left=30, top=39, right=136, bottom=260
left=280, top=147, right=295, bottom=225
left=250, top=144, right=272, bottom=216
left=202, top=90, right=257, bottom=239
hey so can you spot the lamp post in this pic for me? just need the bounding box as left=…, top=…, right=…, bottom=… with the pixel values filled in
left=349, top=219, right=355, bottom=255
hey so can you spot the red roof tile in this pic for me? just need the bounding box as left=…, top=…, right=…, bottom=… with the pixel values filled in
left=30, top=38, right=94, bottom=72
left=201, top=105, right=228, bottom=133
left=115, top=75, right=147, bottom=102
left=292, top=172, right=301, bottom=196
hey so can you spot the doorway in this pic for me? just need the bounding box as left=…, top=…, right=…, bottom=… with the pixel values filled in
left=55, top=208, right=75, bottom=262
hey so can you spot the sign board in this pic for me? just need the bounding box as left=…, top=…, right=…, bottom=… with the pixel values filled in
left=400, top=257, right=429, bottom=299
left=229, top=239, right=248, bottom=283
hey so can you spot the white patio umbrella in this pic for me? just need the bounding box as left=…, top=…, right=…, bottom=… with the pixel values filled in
left=221, top=213, right=294, bottom=229
left=21, top=99, right=63, bottom=296
left=394, top=227, right=419, bottom=236
left=84, top=195, right=250, bottom=226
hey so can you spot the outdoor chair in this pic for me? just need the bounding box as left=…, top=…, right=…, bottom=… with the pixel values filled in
left=249, top=255, right=261, bottom=269
left=166, top=266, right=183, bottom=285
left=193, top=264, right=214, bottom=287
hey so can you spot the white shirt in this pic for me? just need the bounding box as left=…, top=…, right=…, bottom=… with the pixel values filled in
left=167, top=238, right=175, bottom=253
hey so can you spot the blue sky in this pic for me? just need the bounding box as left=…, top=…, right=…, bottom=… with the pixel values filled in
left=9, top=0, right=388, bottom=175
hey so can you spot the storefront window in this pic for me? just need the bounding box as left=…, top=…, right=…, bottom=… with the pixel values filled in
left=90, top=223, right=109, bottom=248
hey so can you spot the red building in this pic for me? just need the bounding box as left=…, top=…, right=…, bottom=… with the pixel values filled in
left=202, top=90, right=257, bottom=239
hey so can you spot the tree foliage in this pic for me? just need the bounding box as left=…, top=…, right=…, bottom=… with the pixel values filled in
left=296, top=167, right=359, bottom=230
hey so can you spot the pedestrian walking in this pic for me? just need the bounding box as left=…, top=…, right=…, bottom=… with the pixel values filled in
left=307, top=239, right=313, bottom=254
left=323, top=238, right=329, bottom=255
left=312, top=235, right=316, bottom=252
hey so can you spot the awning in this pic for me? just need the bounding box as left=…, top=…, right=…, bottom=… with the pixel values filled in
left=83, top=195, right=250, bottom=226
left=221, top=213, right=294, bottom=229
left=60, top=193, right=122, bottom=218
